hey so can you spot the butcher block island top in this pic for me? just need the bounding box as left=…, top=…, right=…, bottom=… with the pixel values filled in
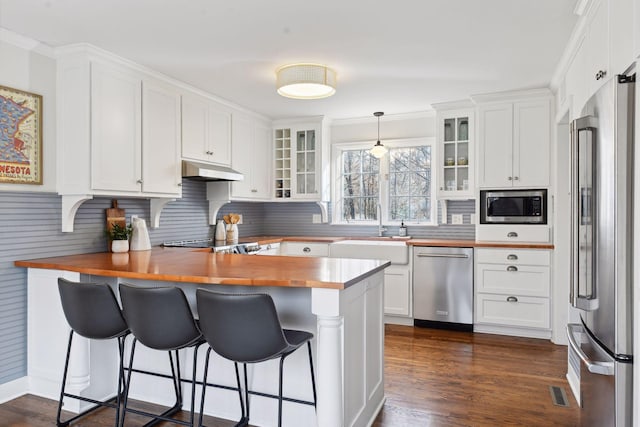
left=14, top=247, right=390, bottom=290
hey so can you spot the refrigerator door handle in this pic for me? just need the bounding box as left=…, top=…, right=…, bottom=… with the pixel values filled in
left=567, top=324, right=614, bottom=376
left=570, top=116, right=599, bottom=311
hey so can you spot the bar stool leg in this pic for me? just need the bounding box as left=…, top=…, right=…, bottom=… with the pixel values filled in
left=55, top=330, right=74, bottom=427
left=278, top=355, right=286, bottom=427
left=119, top=338, right=137, bottom=427
left=307, top=341, right=317, bottom=408
left=243, top=363, right=250, bottom=421
left=114, top=336, right=126, bottom=427
left=189, top=345, right=200, bottom=427
left=198, top=348, right=212, bottom=427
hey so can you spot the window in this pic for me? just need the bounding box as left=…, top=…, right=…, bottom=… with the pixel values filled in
left=333, top=138, right=435, bottom=225
left=388, top=146, right=432, bottom=222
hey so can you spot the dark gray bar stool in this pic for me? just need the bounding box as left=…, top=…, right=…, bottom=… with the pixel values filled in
left=195, top=290, right=316, bottom=427
left=56, top=278, right=129, bottom=427
left=118, top=283, right=204, bottom=427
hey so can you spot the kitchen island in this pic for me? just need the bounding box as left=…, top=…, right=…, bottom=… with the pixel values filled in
left=15, top=248, right=389, bottom=427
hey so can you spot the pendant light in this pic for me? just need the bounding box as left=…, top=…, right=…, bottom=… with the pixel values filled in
left=370, top=111, right=387, bottom=158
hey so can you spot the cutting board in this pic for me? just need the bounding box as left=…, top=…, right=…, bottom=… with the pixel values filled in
left=105, top=199, right=126, bottom=240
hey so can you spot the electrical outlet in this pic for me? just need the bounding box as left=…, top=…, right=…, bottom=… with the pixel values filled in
left=312, top=214, right=321, bottom=224
left=237, top=214, right=243, bottom=225
left=452, top=214, right=463, bottom=225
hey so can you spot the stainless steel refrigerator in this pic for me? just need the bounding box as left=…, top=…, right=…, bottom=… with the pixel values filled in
left=567, top=70, right=635, bottom=427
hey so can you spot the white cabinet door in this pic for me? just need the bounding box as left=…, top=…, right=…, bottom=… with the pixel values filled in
left=230, top=114, right=254, bottom=199
left=91, top=61, right=142, bottom=192
left=208, top=104, right=232, bottom=166
left=141, top=79, right=181, bottom=195
left=478, top=103, right=513, bottom=188
left=384, top=267, right=411, bottom=316
left=181, top=93, right=232, bottom=166
left=586, top=0, right=610, bottom=96
left=253, top=122, right=272, bottom=199
left=230, top=115, right=271, bottom=200
left=513, top=100, right=550, bottom=188
left=181, top=93, right=209, bottom=162
left=609, top=0, right=635, bottom=75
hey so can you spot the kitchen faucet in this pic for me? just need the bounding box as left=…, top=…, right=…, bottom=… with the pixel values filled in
left=377, top=203, right=387, bottom=237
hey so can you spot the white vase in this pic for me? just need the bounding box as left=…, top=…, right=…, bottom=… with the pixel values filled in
left=130, top=217, right=151, bottom=251
left=112, top=239, right=129, bottom=253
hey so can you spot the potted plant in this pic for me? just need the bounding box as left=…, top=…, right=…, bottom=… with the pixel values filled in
left=108, top=222, right=132, bottom=253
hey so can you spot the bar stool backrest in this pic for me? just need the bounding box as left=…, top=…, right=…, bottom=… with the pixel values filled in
left=119, top=284, right=201, bottom=351
left=58, top=278, right=128, bottom=340
left=196, top=290, right=289, bottom=363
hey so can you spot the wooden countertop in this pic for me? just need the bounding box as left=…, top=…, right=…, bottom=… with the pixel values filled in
left=14, top=247, right=390, bottom=290
left=244, top=236, right=554, bottom=250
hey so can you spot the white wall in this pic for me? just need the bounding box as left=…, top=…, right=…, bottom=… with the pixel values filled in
left=0, top=31, right=57, bottom=193
left=331, top=112, right=435, bottom=144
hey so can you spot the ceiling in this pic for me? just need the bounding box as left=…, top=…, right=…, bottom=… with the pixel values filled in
left=0, top=0, right=577, bottom=120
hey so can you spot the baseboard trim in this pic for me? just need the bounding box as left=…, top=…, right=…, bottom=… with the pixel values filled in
left=0, top=377, right=28, bottom=404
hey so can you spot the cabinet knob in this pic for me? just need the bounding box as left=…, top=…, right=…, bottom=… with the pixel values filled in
left=595, top=70, right=607, bottom=80
left=177, top=183, right=183, bottom=187
left=303, top=247, right=311, bottom=253
left=507, top=232, right=518, bottom=238
left=507, top=266, right=518, bottom=272
left=136, top=179, right=143, bottom=184
left=506, top=296, right=518, bottom=302
left=513, top=176, right=519, bottom=181
left=206, top=151, right=213, bottom=155
left=251, top=189, right=258, bottom=193
left=507, top=254, right=518, bottom=260
left=508, top=176, right=513, bottom=181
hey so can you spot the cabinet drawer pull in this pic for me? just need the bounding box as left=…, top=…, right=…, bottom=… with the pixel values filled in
left=507, top=232, right=518, bottom=238
left=303, top=247, right=311, bottom=253
left=595, top=70, right=607, bottom=80
left=506, top=296, right=518, bottom=302
left=513, top=176, right=519, bottom=180
left=251, top=189, right=258, bottom=193
left=507, top=266, right=518, bottom=272
left=507, top=254, right=518, bottom=260
left=508, top=176, right=513, bottom=181
left=136, top=179, right=143, bottom=184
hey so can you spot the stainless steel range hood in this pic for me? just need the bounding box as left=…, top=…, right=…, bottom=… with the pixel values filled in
left=181, top=160, right=244, bottom=181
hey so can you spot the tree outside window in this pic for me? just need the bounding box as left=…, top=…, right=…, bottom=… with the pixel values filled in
left=336, top=140, right=434, bottom=224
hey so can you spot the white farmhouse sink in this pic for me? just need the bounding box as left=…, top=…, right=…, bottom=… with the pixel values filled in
left=330, top=240, right=409, bottom=265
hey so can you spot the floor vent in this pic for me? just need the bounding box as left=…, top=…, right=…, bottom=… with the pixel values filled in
left=549, top=385, right=570, bottom=407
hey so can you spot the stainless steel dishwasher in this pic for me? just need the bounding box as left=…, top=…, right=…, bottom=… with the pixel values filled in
left=413, top=246, right=473, bottom=331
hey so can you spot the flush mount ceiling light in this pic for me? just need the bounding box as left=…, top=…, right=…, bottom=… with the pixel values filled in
left=370, top=112, right=387, bottom=158
left=276, top=63, right=337, bottom=99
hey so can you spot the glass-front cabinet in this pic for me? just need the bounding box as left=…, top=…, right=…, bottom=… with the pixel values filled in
left=434, top=105, right=475, bottom=199
left=273, top=118, right=329, bottom=201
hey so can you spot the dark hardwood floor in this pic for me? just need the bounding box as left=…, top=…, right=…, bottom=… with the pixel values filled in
left=0, top=325, right=580, bottom=426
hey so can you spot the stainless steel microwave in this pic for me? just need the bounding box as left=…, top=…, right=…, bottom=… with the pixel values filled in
left=479, top=189, right=547, bottom=224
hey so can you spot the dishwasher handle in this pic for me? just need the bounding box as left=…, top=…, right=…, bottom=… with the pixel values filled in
left=567, top=324, right=614, bottom=376
left=416, top=253, right=470, bottom=259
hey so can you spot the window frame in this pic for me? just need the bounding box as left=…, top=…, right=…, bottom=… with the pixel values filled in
left=331, top=137, right=437, bottom=226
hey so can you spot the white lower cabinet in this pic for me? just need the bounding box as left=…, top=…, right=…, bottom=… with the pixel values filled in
left=474, top=248, right=551, bottom=339
left=383, top=266, right=411, bottom=317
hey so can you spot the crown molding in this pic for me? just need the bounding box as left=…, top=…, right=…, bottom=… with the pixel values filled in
left=331, top=110, right=435, bottom=127
left=0, top=27, right=55, bottom=57
left=431, top=99, right=475, bottom=111
left=470, top=87, right=552, bottom=104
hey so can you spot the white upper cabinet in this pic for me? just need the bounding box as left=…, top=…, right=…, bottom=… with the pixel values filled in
left=230, top=113, right=271, bottom=200
left=181, top=91, right=231, bottom=166
left=273, top=117, right=330, bottom=201
left=141, top=78, right=182, bottom=194
left=57, top=47, right=181, bottom=198
left=586, top=0, right=610, bottom=95
left=90, top=60, right=142, bottom=193
left=432, top=103, right=475, bottom=199
left=475, top=91, right=551, bottom=189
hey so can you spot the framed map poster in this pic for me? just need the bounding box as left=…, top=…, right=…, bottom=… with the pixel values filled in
left=0, top=85, right=43, bottom=184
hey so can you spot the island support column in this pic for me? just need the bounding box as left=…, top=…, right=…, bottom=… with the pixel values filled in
left=311, top=271, right=385, bottom=427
